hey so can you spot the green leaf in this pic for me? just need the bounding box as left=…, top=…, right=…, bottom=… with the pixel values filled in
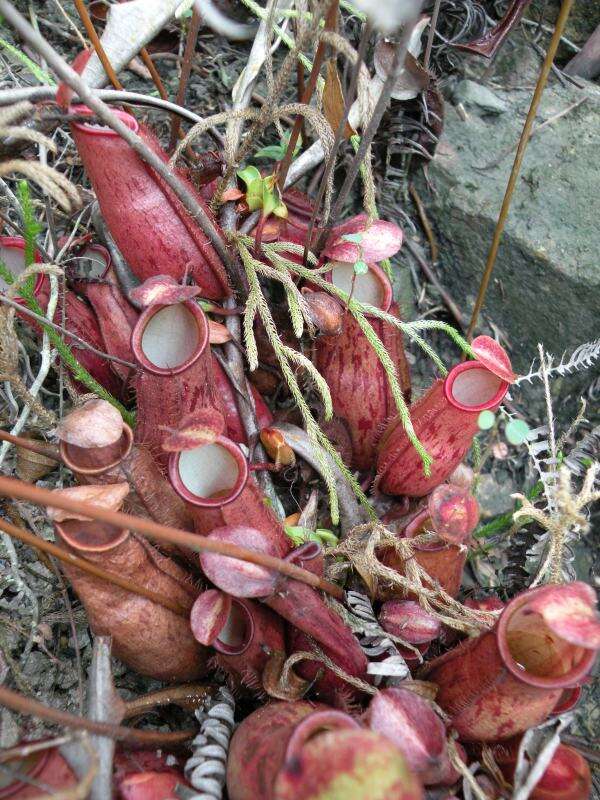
left=313, top=528, right=338, bottom=546
left=272, top=202, right=288, bottom=219
left=353, top=260, right=368, bottom=275
left=0, top=36, right=55, bottom=85
left=284, top=525, right=309, bottom=545
left=237, top=165, right=261, bottom=189
left=342, top=232, right=363, bottom=244
left=478, top=410, right=496, bottom=430
left=245, top=178, right=264, bottom=211
left=254, top=144, right=285, bottom=160
left=505, top=419, right=530, bottom=446
left=17, top=181, right=41, bottom=295
left=262, top=183, right=280, bottom=218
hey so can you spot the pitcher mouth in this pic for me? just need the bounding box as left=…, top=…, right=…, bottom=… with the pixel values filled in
left=60, top=424, right=133, bottom=475
left=72, top=243, right=111, bottom=281
left=497, top=589, right=597, bottom=689
left=326, top=260, right=393, bottom=313
left=168, top=436, right=248, bottom=508
left=55, top=519, right=129, bottom=553
left=214, top=598, right=254, bottom=656
left=0, top=236, right=44, bottom=297
left=131, top=301, right=209, bottom=376
left=70, top=104, right=139, bottom=135
left=444, top=361, right=509, bottom=413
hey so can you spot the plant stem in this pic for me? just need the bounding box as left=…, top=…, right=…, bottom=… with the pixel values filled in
left=423, top=0, right=442, bottom=70
left=466, top=0, right=576, bottom=340
left=123, top=684, right=211, bottom=718
left=0, top=429, right=59, bottom=459
left=0, top=294, right=137, bottom=369
left=0, top=684, right=195, bottom=746
left=0, top=476, right=345, bottom=600
left=139, top=47, right=169, bottom=101
left=278, top=0, right=339, bottom=187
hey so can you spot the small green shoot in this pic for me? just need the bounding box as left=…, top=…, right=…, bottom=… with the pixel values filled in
left=285, top=525, right=339, bottom=548
left=254, top=131, right=302, bottom=161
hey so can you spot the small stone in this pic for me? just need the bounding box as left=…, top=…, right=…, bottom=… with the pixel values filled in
left=453, top=80, right=508, bottom=114
left=476, top=473, right=515, bottom=518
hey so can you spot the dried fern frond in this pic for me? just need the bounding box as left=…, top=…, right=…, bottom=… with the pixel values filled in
left=514, top=464, right=600, bottom=585
left=515, top=339, right=600, bottom=386
left=565, top=426, right=600, bottom=480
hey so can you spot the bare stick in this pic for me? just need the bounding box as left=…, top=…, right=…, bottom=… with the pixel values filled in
left=403, top=239, right=465, bottom=329
left=0, top=294, right=137, bottom=369
left=169, top=7, right=202, bottom=150
left=123, top=684, right=210, bottom=718
left=0, top=86, right=225, bottom=146
left=0, top=684, right=195, bottom=746
left=423, top=0, right=442, bottom=70
left=0, top=1, right=234, bottom=285
left=0, top=429, right=59, bottom=459
left=0, top=476, right=345, bottom=599
left=139, top=47, right=169, bottom=101
left=466, top=0, right=577, bottom=340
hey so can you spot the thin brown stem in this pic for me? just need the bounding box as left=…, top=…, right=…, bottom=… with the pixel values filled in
left=297, top=59, right=307, bottom=143
left=0, top=516, right=191, bottom=616
left=403, top=238, right=465, bottom=329
left=0, top=477, right=345, bottom=599
left=139, top=47, right=169, bottom=101
left=0, top=429, right=59, bottom=460
left=0, top=684, right=195, bottom=746
left=423, top=0, right=442, bottom=70
left=278, top=0, right=340, bottom=187
left=72, top=0, right=123, bottom=91
left=123, top=684, right=211, bottom=718
left=0, top=293, right=138, bottom=369
left=466, top=0, right=576, bottom=340
left=169, top=7, right=202, bottom=151
left=0, top=735, right=74, bottom=765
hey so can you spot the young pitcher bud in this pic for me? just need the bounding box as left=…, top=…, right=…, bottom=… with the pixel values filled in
left=301, top=289, right=344, bottom=336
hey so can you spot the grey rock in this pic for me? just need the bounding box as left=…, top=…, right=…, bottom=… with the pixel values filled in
left=453, top=79, right=508, bottom=114
left=415, top=78, right=600, bottom=372
left=475, top=473, right=515, bottom=518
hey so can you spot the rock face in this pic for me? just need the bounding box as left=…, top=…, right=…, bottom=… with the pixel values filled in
left=415, top=77, right=600, bottom=370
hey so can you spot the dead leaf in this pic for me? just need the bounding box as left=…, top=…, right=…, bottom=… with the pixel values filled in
left=209, top=320, right=232, bottom=344
left=129, top=275, right=202, bottom=307
left=374, top=38, right=431, bottom=101
left=322, top=59, right=356, bottom=139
